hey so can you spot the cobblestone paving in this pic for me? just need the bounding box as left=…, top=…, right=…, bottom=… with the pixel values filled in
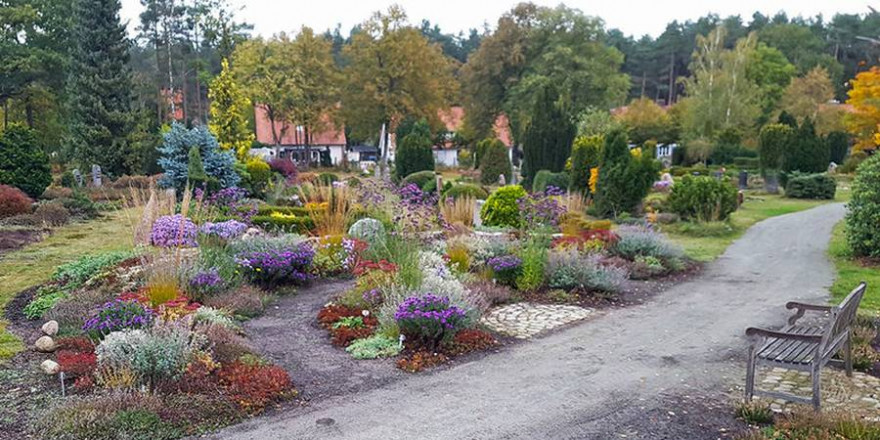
left=754, top=367, right=880, bottom=414
left=480, top=303, right=593, bottom=339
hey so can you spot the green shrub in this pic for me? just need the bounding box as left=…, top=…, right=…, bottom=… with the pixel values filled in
left=251, top=215, right=314, bottom=233
left=840, top=150, right=867, bottom=174
left=783, top=118, right=829, bottom=174
left=785, top=173, right=836, bottom=199
left=516, top=236, right=548, bottom=292
left=157, top=124, right=239, bottom=192
left=245, top=158, right=271, bottom=195
left=345, top=334, right=402, bottom=359
left=759, top=123, right=793, bottom=172
left=0, top=124, right=52, bottom=198
left=480, top=185, right=527, bottom=228
left=35, top=202, right=71, bottom=226
left=667, top=176, right=738, bottom=222
left=60, top=192, right=98, bottom=218
left=394, top=119, right=435, bottom=179
left=594, top=129, right=660, bottom=217
left=401, top=170, right=436, bottom=190
left=532, top=170, right=570, bottom=193
left=827, top=131, right=850, bottom=165
left=477, top=138, right=512, bottom=185
left=443, top=183, right=488, bottom=200
left=317, top=172, right=339, bottom=185
left=60, top=170, right=77, bottom=188
left=846, top=154, right=880, bottom=258
left=570, top=135, right=603, bottom=193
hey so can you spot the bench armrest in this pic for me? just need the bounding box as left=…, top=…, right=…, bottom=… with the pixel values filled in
left=745, top=327, right=824, bottom=344
left=785, top=301, right=833, bottom=325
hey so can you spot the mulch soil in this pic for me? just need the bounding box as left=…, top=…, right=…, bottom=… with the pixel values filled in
left=0, top=228, right=46, bottom=258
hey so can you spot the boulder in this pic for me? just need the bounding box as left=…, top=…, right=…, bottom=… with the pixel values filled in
left=35, top=336, right=56, bottom=353
left=41, top=320, right=59, bottom=336
left=40, top=359, right=60, bottom=375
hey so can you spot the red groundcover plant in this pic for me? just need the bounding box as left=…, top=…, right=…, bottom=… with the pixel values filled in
left=218, top=361, right=293, bottom=413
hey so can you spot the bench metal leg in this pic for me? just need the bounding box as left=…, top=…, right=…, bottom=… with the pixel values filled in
left=811, top=361, right=821, bottom=411
left=745, top=344, right=757, bottom=402
left=844, top=330, right=854, bottom=378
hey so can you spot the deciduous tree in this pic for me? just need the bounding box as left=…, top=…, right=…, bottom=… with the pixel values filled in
left=208, top=58, right=253, bottom=160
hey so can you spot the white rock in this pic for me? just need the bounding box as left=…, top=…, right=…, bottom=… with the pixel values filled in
left=41, top=320, right=59, bottom=336
left=35, top=336, right=56, bottom=353
left=40, top=359, right=60, bottom=375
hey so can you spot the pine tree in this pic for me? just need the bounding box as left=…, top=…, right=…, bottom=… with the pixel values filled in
left=521, top=83, right=576, bottom=187
left=784, top=118, right=829, bottom=173
left=209, top=58, right=255, bottom=161
left=394, top=119, right=435, bottom=179
left=66, top=0, right=135, bottom=176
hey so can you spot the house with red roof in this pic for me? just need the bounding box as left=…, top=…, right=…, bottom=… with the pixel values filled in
left=251, top=105, right=513, bottom=167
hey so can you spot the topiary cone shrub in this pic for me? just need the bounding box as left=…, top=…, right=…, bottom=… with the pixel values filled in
left=846, top=154, right=880, bottom=258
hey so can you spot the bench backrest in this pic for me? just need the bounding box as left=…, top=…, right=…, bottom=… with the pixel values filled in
left=821, top=282, right=867, bottom=353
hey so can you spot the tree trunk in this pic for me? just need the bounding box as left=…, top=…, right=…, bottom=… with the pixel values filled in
left=667, top=52, right=675, bottom=105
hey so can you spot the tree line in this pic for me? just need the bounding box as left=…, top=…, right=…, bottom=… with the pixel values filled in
left=3, top=0, right=880, bottom=179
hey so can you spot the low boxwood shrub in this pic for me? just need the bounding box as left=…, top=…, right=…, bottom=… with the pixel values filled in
left=443, top=183, right=488, bottom=200
left=784, top=173, right=836, bottom=200
left=480, top=185, right=527, bottom=228
left=401, top=170, right=436, bottom=190
left=251, top=215, right=314, bottom=234
left=532, top=170, right=570, bottom=193
left=667, top=175, right=738, bottom=222
left=846, top=154, right=880, bottom=258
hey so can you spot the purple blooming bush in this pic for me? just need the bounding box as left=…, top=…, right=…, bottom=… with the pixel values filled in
left=83, top=300, right=154, bottom=338
left=188, top=268, right=224, bottom=300
left=394, top=294, right=468, bottom=350
left=487, top=255, right=522, bottom=286
left=151, top=214, right=198, bottom=247
left=200, top=219, right=248, bottom=241
left=518, top=190, right=565, bottom=231
left=235, top=243, right=315, bottom=287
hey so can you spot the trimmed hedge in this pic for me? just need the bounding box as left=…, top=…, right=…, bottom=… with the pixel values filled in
left=532, top=170, right=569, bottom=193
left=401, top=170, right=436, bottom=190
left=444, top=183, right=489, bottom=200
left=251, top=215, right=314, bottom=233
left=785, top=173, right=836, bottom=200
left=733, top=157, right=760, bottom=169
left=256, top=206, right=316, bottom=217
left=667, top=175, right=738, bottom=222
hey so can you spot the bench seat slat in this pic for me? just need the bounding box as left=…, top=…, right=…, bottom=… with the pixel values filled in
left=757, top=325, right=823, bottom=365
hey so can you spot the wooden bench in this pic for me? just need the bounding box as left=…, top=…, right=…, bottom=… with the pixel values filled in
left=744, top=282, right=867, bottom=410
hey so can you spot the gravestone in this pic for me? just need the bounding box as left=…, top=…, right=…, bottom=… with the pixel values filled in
left=91, top=165, right=102, bottom=187
left=738, top=171, right=748, bottom=189
left=473, top=199, right=485, bottom=227
left=72, top=169, right=84, bottom=187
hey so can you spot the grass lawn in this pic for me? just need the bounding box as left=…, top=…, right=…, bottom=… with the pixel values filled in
left=0, top=209, right=137, bottom=360
left=828, top=221, right=880, bottom=314
left=663, top=189, right=848, bottom=262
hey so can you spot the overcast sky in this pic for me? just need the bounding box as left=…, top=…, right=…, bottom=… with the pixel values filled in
left=119, top=0, right=873, bottom=39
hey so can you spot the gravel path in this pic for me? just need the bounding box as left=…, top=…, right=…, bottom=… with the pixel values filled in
left=242, top=280, right=405, bottom=402
left=213, top=203, right=846, bottom=440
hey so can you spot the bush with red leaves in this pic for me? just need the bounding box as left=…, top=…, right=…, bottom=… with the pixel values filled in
left=0, top=185, right=33, bottom=218
left=444, top=329, right=498, bottom=356
left=268, top=158, right=297, bottom=183
left=552, top=229, right=619, bottom=251
left=317, top=304, right=364, bottom=327
left=330, top=326, right=374, bottom=347
left=57, top=350, right=97, bottom=377
left=73, top=376, right=94, bottom=392
left=218, top=361, right=293, bottom=413
left=55, top=336, right=95, bottom=353
left=352, top=259, right=397, bottom=276
left=396, top=351, right=448, bottom=373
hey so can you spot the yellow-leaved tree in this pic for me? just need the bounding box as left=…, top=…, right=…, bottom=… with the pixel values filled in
left=845, top=66, right=880, bottom=152
left=208, top=58, right=254, bottom=160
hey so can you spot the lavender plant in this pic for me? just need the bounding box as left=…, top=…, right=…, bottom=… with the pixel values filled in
left=83, top=300, right=154, bottom=337
left=150, top=214, right=198, bottom=248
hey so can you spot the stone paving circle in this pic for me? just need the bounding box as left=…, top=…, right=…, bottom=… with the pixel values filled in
left=480, top=302, right=594, bottom=339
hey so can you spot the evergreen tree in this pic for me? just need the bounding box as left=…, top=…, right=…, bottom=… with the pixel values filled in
left=0, top=124, right=52, bottom=198
left=521, top=83, right=576, bottom=187
left=209, top=58, right=254, bottom=161
left=570, top=135, right=603, bottom=194
left=187, top=145, right=208, bottom=188
left=784, top=118, right=828, bottom=173
left=66, top=0, right=134, bottom=176
left=826, top=131, right=850, bottom=165
left=594, top=129, right=658, bottom=217
left=394, top=119, right=435, bottom=179
left=777, top=110, right=798, bottom=128
left=478, top=138, right=512, bottom=185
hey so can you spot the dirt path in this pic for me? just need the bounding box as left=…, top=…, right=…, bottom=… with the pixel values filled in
left=242, top=280, right=405, bottom=402
left=213, top=202, right=846, bottom=440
